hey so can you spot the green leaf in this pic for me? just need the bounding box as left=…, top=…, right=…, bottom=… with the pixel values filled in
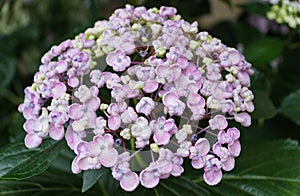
left=8, top=113, right=26, bottom=143
left=238, top=2, right=271, bottom=16
left=97, top=167, right=120, bottom=196
left=0, top=167, right=91, bottom=196
left=0, top=139, right=64, bottom=180
left=244, top=38, right=284, bottom=68
left=251, top=69, right=271, bottom=93
left=194, top=139, right=300, bottom=195
left=252, top=90, right=277, bottom=119
left=250, top=70, right=276, bottom=119
left=82, top=169, right=103, bottom=193
left=0, top=36, right=15, bottom=88
left=158, top=176, right=210, bottom=196
left=279, top=89, right=300, bottom=125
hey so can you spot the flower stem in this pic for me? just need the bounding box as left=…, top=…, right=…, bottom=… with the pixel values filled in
left=130, top=138, right=146, bottom=168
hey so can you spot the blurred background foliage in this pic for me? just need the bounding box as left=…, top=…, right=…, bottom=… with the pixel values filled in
left=0, top=0, right=300, bottom=195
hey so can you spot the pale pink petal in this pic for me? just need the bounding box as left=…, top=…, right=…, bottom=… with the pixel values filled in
left=228, top=140, right=241, bottom=157
left=191, top=156, right=205, bottom=169
left=23, top=119, right=36, bottom=133
left=68, top=104, right=84, bottom=119
left=209, top=115, right=228, bottom=130
left=120, top=41, right=136, bottom=54
left=71, top=156, right=82, bottom=174
left=85, top=97, right=100, bottom=111
left=106, top=51, right=115, bottom=66
left=99, top=148, right=118, bottom=167
left=153, top=131, right=170, bottom=145
left=234, top=112, right=251, bottom=127
left=237, top=71, right=250, bottom=86
left=156, top=65, right=169, bottom=78
left=65, top=126, right=83, bottom=150
left=140, top=170, right=160, bottom=188
left=143, top=80, right=158, bottom=93
left=108, top=115, right=121, bottom=131
left=228, top=49, right=240, bottom=65
left=162, top=92, right=179, bottom=106
left=169, top=66, right=182, bottom=82
left=157, top=161, right=173, bottom=174
left=120, top=171, right=139, bottom=192
left=77, top=157, right=90, bottom=170
left=68, top=77, right=79, bottom=88
left=227, top=127, right=240, bottom=141
left=56, top=61, right=68, bottom=73
left=25, top=133, right=42, bottom=148
left=52, top=82, right=67, bottom=99
left=90, top=86, right=99, bottom=97
left=222, top=156, right=235, bottom=171
left=203, top=168, right=222, bottom=186
left=49, top=124, right=64, bottom=140
left=171, top=164, right=184, bottom=176
left=195, top=138, right=210, bottom=156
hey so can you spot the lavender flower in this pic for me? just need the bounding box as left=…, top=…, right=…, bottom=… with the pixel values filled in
left=18, top=5, right=255, bottom=191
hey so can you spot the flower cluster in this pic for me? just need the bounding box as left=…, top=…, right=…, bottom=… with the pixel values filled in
left=264, top=0, right=300, bottom=28
left=19, top=5, right=254, bottom=191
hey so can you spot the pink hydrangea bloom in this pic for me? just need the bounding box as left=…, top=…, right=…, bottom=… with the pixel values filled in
left=131, top=117, right=152, bottom=148
left=162, top=92, right=186, bottom=116
left=203, top=155, right=222, bottom=186
left=218, top=127, right=240, bottom=145
left=209, top=115, right=228, bottom=130
left=18, top=5, right=255, bottom=192
left=150, top=117, right=177, bottom=145
left=72, top=134, right=118, bottom=173
left=106, top=50, right=131, bottom=72
left=136, top=97, right=155, bottom=116
left=189, top=138, right=210, bottom=169
left=112, top=152, right=139, bottom=192
left=23, top=108, right=49, bottom=148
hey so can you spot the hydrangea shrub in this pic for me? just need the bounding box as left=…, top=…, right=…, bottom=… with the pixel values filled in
left=18, top=5, right=254, bottom=192
left=264, top=0, right=300, bottom=28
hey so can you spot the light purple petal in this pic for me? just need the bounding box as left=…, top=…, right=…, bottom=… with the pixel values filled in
left=68, top=77, right=79, bottom=88
left=24, top=119, right=36, bottom=133
left=143, top=80, right=158, bottom=93
left=162, top=92, right=179, bottom=106
left=171, top=164, right=184, bottom=176
left=65, top=125, right=83, bottom=150
left=99, top=147, right=118, bottom=167
left=203, top=168, right=222, bottom=186
left=222, top=156, right=235, bottom=171
left=85, top=97, right=100, bottom=111
left=120, top=171, right=139, bottom=192
left=227, top=127, right=240, bottom=141
left=25, top=133, right=42, bottom=148
left=209, top=115, right=228, bottom=130
left=108, top=115, right=121, bottom=131
left=71, top=156, right=82, bottom=174
left=157, top=161, right=173, bottom=174
left=195, top=138, right=210, bottom=156
left=77, top=156, right=91, bottom=171
left=228, top=140, right=241, bottom=157
left=234, top=112, right=251, bottom=127
left=49, top=124, right=64, bottom=140
left=68, top=104, right=84, bottom=119
left=153, top=131, right=170, bottom=145
left=140, top=169, right=160, bottom=188
left=191, top=156, right=205, bottom=169
left=52, top=82, right=66, bottom=99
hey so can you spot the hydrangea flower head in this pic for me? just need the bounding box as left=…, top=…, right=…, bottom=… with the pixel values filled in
left=19, top=5, right=254, bottom=191
left=264, top=0, right=300, bottom=28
